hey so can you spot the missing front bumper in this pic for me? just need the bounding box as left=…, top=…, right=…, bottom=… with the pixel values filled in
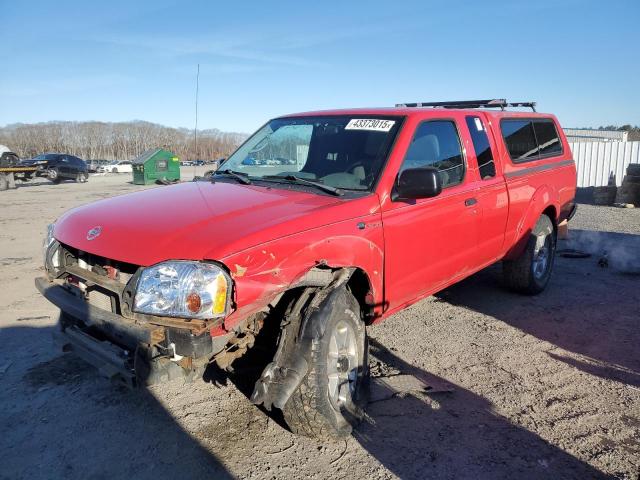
left=37, top=277, right=211, bottom=387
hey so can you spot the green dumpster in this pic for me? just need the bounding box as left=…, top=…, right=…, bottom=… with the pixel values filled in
left=132, top=148, right=180, bottom=185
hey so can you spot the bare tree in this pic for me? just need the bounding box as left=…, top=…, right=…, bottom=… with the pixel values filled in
left=0, top=121, right=247, bottom=161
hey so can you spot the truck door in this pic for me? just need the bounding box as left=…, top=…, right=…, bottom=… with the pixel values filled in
left=381, top=118, right=481, bottom=310
left=464, top=114, right=509, bottom=264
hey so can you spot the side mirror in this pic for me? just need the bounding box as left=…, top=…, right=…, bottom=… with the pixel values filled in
left=393, top=167, right=442, bottom=201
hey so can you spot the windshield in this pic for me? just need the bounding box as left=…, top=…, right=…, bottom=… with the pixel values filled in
left=222, top=115, right=402, bottom=191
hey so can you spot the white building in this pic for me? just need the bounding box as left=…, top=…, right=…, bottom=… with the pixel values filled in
left=564, top=128, right=628, bottom=142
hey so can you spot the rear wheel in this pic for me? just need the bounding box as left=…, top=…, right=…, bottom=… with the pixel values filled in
left=282, top=286, right=369, bottom=440
left=75, top=172, right=88, bottom=183
left=503, top=214, right=556, bottom=294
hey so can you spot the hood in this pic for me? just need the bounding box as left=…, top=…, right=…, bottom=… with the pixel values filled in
left=54, top=181, right=374, bottom=266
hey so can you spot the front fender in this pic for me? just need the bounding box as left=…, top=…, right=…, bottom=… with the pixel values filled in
left=218, top=218, right=384, bottom=331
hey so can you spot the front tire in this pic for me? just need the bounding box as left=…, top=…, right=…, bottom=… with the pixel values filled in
left=282, top=287, right=369, bottom=440
left=503, top=214, right=556, bottom=294
left=49, top=168, right=61, bottom=184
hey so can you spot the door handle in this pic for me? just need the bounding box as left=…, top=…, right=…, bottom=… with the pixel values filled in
left=465, top=198, right=477, bottom=207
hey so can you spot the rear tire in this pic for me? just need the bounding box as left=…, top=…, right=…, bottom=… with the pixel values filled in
left=503, top=214, right=556, bottom=295
left=75, top=172, right=88, bottom=183
left=282, top=286, right=369, bottom=440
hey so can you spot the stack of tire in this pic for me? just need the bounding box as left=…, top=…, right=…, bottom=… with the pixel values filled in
left=615, top=163, right=640, bottom=206
left=593, top=185, right=617, bottom=205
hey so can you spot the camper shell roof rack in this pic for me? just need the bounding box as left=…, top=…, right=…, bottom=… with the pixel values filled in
left=395, top=99, right=537, bottom=112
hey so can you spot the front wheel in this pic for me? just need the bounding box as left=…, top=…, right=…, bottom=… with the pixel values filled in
left=282, top=287, right=369, bottom=440
left=503, top=214, right=556, bottom=294
left=49, top=168, right=61, bottom=184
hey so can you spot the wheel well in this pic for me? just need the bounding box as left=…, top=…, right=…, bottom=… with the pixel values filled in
left=542, top=206, right=558, bottom=230
left=345, top=268, right=374, bottom=325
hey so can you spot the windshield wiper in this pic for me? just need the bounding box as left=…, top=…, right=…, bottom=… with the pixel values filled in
left=262, top=175, right=343, bottom=196
left=214, top=169, right=252, bottom=185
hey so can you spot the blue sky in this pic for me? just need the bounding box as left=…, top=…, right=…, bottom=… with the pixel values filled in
left=2, top=0, right=639, bottom=133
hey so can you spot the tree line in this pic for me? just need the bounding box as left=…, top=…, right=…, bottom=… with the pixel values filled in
left=595, top=125, right=640, bottom=141
left=0, top=120, right=247, bottom=161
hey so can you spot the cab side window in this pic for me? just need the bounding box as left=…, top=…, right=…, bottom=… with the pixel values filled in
left=465, top=116, right=496, bottom=179
left=400, top=120, right=465, bottom=188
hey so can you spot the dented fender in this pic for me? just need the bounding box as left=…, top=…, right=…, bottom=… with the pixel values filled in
left=218, top=213, right=384, bottom=332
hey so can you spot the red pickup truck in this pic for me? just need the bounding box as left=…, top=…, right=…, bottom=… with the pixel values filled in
left=37, top=99, right=577, bottom=439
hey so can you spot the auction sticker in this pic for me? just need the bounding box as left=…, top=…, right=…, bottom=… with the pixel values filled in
left=345, top=119, right=395, bottom=132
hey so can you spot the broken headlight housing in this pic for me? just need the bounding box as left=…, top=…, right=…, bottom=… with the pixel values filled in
left=133, top=261, right=232, bottom=319
left=43, top=223, right=55, bottom=263
left=43, top=223, right=60, bottom=272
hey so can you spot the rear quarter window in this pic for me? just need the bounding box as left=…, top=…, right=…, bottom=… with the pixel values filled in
left=501, top=118, right=563, bottom=163
left=501, top=120, right=538, bottom=162
left=533, top=120, right=563, bottom=157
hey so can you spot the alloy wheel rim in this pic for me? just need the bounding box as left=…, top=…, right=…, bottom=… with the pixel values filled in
left=327, top=319, right=359, bottom=407
left=533, top=233, right=551, bottom=279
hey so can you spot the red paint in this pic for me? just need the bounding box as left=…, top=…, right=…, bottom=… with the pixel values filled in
left=52, top=106, right=576, bottom=331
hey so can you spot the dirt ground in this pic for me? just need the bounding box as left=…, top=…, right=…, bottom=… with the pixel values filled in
left=0, top=172, right=638, bottom=480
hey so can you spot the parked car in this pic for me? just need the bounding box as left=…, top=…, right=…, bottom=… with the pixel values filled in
left=37, top=99, right=576, bottom=440
left=205, top=158, right=223, bottom=172
left=22, top=153, right=88, bottom=183
left=109, top=161, right=133, bottom=173
left=87, top=159, right=112, bottom=173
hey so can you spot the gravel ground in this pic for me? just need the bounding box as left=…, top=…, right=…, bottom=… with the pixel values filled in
left=0, top=173, right=638, bottom=479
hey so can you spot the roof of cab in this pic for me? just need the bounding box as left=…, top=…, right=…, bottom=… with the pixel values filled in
left=280, top=106, right=557, bottom=121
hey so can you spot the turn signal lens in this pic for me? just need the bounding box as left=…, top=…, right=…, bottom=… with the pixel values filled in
left=212, top=275, right=228, bottom=315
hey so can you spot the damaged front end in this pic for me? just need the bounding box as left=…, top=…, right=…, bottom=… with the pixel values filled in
left=37, top=240, right=229, bottom=388
left=250, top=269, right=353, bottom=410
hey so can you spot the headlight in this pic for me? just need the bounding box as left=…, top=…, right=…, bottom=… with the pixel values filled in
left=133, top=261, right=231, bottom=319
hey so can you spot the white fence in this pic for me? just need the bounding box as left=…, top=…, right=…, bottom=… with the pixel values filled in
left=570, top=141, right=640, bottom=187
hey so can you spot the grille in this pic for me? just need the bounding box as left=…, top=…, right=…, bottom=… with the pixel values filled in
left=60, top=242, right=140, bottom=315
left=61, top=243, right=139, bottom=284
